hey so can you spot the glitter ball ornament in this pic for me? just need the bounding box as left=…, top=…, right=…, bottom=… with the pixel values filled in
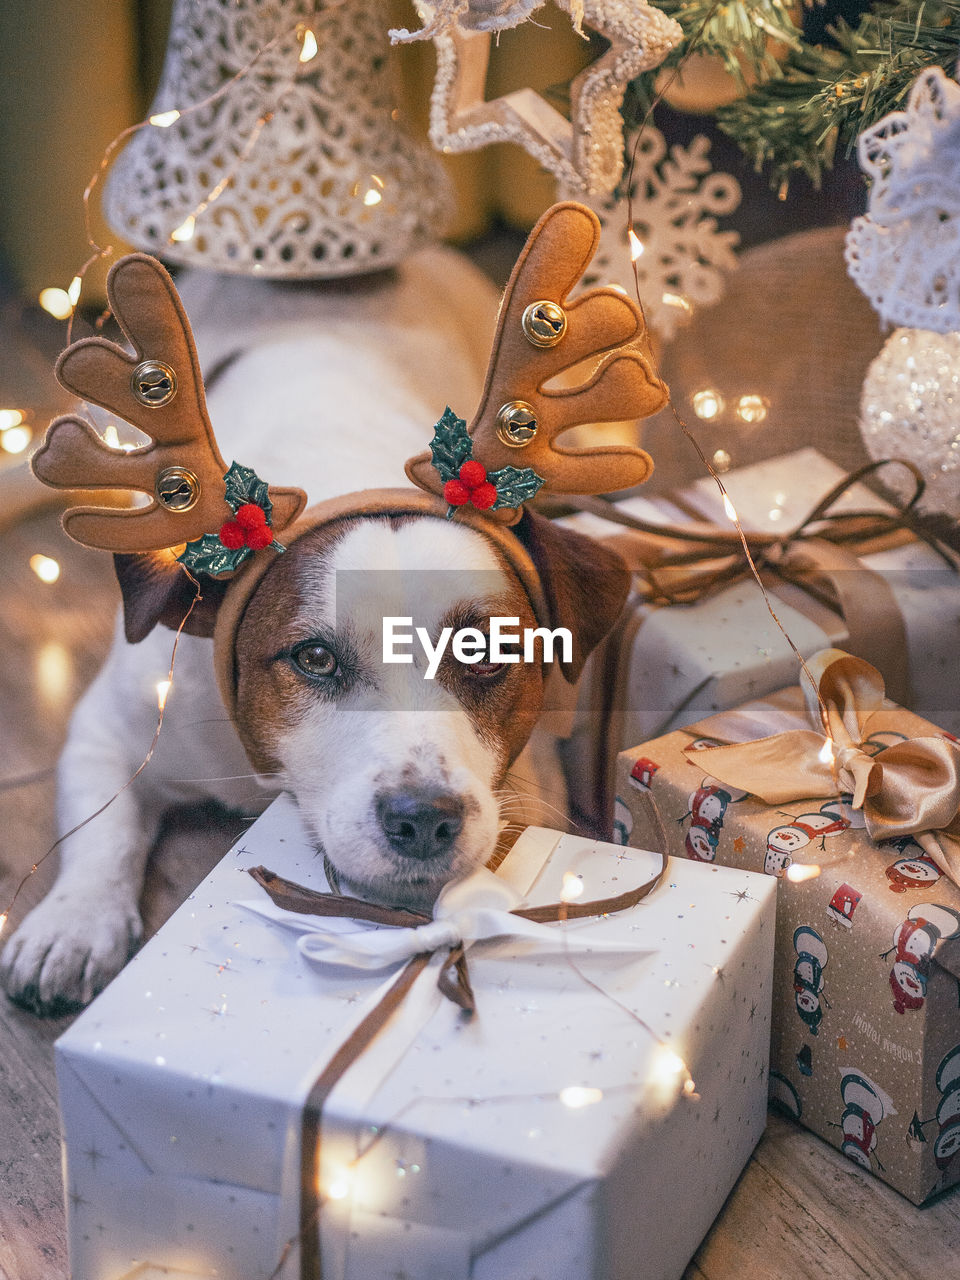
left=859, top=328, right=960, bottom=512
left=103, top=0, right=448, bottom=278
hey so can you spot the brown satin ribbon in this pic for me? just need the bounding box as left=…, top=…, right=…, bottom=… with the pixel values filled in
left=562, top=458, right=960, bottom=828
left=249, top=855, right=667, bottom=1280
left=686, top=649, right=960, bottom=887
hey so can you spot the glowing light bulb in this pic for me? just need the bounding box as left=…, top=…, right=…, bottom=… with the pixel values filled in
left=39, top=288, right=73, bottom=320
left=662, top=292, right=692, bottom=314
left=561, top=872, right=585, bottom=902
left=818, top=738, right=835, bottom=766
left=363, top=188, right=382, bottom=206
left=29, top=554, right=60, bottom=584
left=171, top=214, right=196, bottom=242
left=299, top=27, right=319, bottom=62
left=692, top=390, right=724, bottom=421
left=0, top=409, right=24, bottom=429
left=325, top=1170, right=351, bottom=1200
left=0, top=913, right=7, bottom=936
left=736, top=394, right=769, bottom=424
left=628, top=229, right=644, bottom=261
left=786, top=863, right=822, bottom=883
left=712, top=449, right=731, bottom=473
left=559, top=1085, right=603, bottom=1109
left=157, top=680, right=173, bottom=710
left=150, top=109, right=182, bottom=128
left=1, top=425, right=32, bottom=454
left=37, top=641, right=72, bottom=707
left=67, top=276, right=82, bottom=306
left=722, top=494, right=737, bottom=523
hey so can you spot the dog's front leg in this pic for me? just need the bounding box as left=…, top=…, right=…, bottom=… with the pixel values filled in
left=0, top=651, right=163, bottom=1014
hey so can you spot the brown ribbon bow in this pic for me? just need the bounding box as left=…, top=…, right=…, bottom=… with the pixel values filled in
left=686, top=649, right=960, bottom=885
left=249, top=858, right=665, bottom=1280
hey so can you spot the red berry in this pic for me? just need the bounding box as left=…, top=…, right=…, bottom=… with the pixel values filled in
left=244, top=523, right=274, bottom=551
left=469, top=482, right=497, bottom=511
left=458, top=460, right=486, bottom=490
left=443, top=478, right=470, bottom=506
left=219, top=521, right=246, bottom=549
left=235, top=503, right=267, bottom=530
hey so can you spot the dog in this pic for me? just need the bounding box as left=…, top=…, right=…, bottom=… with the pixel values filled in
left=0, top=218, right=643, bottom=1014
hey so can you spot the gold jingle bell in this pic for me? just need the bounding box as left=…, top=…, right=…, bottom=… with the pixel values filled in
left=132, top=360, right=178, bottom=407
left=496, top=401, right=539, bottom=448
left=155, top=465, right=201, bottom=512
left=521, top=300, right=566, bottom=349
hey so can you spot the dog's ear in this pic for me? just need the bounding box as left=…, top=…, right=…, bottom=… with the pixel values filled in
left=513, top=509, right=630, bottom=683
left=114, top=551, right=229, bottom=643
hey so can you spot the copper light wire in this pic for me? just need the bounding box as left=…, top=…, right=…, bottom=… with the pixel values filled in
left=0, top=566, right=202, bottom=930
left=622, top=6, right=838, bottom=757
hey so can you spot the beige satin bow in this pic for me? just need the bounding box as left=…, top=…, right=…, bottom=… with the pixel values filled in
left=686, top=649, right=960, bottom=884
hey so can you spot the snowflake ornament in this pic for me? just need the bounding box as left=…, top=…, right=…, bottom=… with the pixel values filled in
left=569, top=126, right=740, bottom=342
left=845, top=64, right=960, bottom=333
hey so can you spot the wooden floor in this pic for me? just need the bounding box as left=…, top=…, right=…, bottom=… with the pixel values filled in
left=2, top=508, right=960, bottom=1279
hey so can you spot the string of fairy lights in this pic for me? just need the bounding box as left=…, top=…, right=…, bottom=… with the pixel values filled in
left=0, top=0, right=837, bottom=1128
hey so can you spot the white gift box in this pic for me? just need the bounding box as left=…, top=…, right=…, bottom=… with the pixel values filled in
left=57, top=794, right=775, bottom=1280
left=560, top=447, right=960, bottom=825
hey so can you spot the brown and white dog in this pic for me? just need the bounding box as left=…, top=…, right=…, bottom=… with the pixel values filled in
left=0, top=216, right=646, bottom=1014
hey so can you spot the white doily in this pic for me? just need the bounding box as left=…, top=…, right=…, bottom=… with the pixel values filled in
left=565, top=126, right=740, bottom=342
left=845, top=64, right=960, bottom=333
left=103, top=0, right=449, bottom=278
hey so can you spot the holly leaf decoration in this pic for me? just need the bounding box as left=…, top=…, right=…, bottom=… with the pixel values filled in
left=177, top=533, right=252, bottom=577
left=488, top=465, right=545, bottom=510
left=428, top=407, right=472, bottom=483
left=223, top=461, right=272, bottom=519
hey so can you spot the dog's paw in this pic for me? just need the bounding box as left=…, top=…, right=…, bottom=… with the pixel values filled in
left=0, top=893, right=142, bottom=1015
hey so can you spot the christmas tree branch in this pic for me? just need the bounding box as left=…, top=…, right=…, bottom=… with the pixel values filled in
left=624, top=0, right=960, bottom=190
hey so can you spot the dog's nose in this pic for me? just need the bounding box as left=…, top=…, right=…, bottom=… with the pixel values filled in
left=376, top=791, right=464, bottom=860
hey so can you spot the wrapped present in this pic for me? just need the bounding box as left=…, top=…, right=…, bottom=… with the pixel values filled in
left=615, top=649, right=960, bottom=1204
left=558, top=447, right=960, bottom=829
left=55, top=795, right=775, bottom=1280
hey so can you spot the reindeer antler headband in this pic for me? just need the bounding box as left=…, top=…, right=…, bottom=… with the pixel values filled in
left=406, top=201, right=665, bottom=519
left=31, top=202, right=666, bottom=735
left=33, top=253, right=307, bottom=566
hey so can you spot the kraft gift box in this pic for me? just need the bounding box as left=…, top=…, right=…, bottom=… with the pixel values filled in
left=560, top=447, right=960, bottom=828
left=615, top=658, right=960, bottom=1204
left=56, top=794, right=775, bottom=1280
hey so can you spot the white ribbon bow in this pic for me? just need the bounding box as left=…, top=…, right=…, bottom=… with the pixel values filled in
left=239, top=865, right=654, bottom=972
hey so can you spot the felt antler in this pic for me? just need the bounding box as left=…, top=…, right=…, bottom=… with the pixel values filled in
left=32, top=253, right=306, bottom=556
left=406, top=202, right=668, bottom=519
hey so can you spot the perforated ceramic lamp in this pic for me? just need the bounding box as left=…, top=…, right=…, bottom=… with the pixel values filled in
left=103, top=0, right=448, bottom=277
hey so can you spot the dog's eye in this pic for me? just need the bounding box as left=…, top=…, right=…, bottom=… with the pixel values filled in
left=291, top=643, right=338, bottom=678
left=467, top=661, right=505, bottom=679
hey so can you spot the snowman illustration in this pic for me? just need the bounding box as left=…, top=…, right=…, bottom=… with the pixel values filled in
left=628, top=757, right=659, bottom=792
left=935, top=1045, right=960, bottom=1172
left=884, top=840, right=942, bottom=894
left=793, top=926, right=829, bottom=1035
left=764, top=803, right=851, bottom=877
left=769, top=1071, right=803, bottom=1119
left=837, top=1070, right=896, bottom=1170
left=826, top=882, right=863, bottom=929
left=883, top=903, right=960, bottom=1016
left=613, top=796, right=633, bottom=846
left=679, top=776, right=749, bottom=863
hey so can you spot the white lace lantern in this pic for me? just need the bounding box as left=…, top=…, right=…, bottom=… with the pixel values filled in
left=103, top=0, right=449, bottom=278
left=846, top=65, right=960, bottom=512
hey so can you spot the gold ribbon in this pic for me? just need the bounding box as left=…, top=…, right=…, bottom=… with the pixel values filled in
left=249, top=857, right=666, bottom=1280
left=551, top=458, right=960, bottom=829
left=686, top=649, right=960, bottom=886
